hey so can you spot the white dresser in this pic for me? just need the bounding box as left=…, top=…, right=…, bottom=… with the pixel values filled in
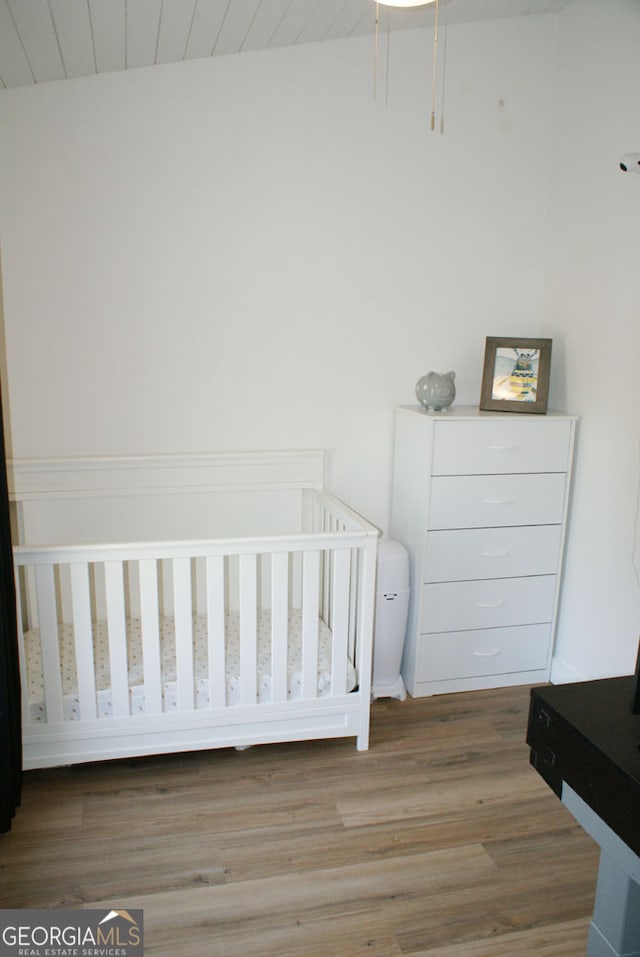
left=390, top=405, right=577, bottom=697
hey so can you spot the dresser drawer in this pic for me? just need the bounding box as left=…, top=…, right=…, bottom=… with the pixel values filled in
left=424, top=525, right=563, bottom=583
left=415, top=624, right=552, bottom=682
left=428, top=473, right=566, bottom=529
left=421, top=575, right=557, bottom=633
left=431, top=418, right=572, bottom=475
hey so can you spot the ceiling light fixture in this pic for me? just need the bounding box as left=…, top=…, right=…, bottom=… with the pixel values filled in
left=373, top=0, right=444, bottom=132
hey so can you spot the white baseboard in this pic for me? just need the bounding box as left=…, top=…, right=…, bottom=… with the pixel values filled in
left=550, top=656, right=586, bottom=685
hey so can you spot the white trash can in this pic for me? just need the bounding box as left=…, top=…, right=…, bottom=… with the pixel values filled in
left=372, top=539, right=410, bottom=701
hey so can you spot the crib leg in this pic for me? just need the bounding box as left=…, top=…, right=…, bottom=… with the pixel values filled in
left=356, top=730, right=369, bottom=752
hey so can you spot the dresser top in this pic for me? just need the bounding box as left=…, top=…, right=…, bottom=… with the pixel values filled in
left=396, top=405, right=577, bottom=420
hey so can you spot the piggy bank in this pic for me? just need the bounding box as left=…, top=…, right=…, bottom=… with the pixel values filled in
left=415, top=371, right=456, bottom=412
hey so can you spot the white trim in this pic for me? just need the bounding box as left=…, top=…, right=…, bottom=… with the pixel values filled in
left=8, top=450, right=325, bottom=500
left=550, top=655, right=586, bottom=684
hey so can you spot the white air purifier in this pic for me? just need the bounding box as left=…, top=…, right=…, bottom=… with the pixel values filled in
left=372, top=539, right=410, bottom=701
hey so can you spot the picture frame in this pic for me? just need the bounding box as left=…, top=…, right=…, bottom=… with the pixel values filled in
left=479, top=336, right=552, bottom=414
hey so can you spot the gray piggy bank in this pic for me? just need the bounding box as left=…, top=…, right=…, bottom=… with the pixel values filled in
left=415, top=371, right=456, bottom=411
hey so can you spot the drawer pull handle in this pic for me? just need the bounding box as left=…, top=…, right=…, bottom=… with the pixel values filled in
left=476, top=599, right=505, bottom=608
left=481, top=550, right=509, bottom=558
left=473, top=649, right=500, bottom=657
left=488, top=444, right=519, bottom=451
left=484, top=498, right=514, bottom=506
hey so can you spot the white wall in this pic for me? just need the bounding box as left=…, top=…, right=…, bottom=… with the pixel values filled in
left=0, top=17, right=556, bottom=531
left=5, top=3, right=636, bottom=683
left=543, top=0, right=640, bottom=681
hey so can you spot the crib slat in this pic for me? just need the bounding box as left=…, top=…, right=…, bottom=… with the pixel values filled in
left=13, top=568, right=30, bottom=723
left=290, top=551, right=302, bottom=610
left=348, top=549, right=358, bottom=662
left=104, top=561, right=130, bottom=718
left=259, top=552, right=271, bottom=612
left=321, top=509, right=331, bottom=622
left=173, top=557, right=194, bottom=711
left=206, top=555, right=226, bottom=707
left=301, top=549, right=320, bottom=699
left=139, top=559, right=162, bottom=714
left=330, top=548, right=351, bottom=696
left=239, top=553, right=257, bottom=705
left=271, top=551, right=289, bottom=703
left=355, top=534, right=377, bottom=749
left=23, top=565, right=38, bottom=633
left=35, top=565, right=65, bottom=724
left=70, top=563, right=97, bottom=720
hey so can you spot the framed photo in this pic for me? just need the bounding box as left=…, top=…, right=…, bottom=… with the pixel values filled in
left=479, top=337, right=552, bottom=414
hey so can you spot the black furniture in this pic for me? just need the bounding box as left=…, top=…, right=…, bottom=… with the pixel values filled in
left=527, top=678, right=640, bottom=957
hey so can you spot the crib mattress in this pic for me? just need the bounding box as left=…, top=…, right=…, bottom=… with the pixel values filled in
left=24, top=610, right=356, bottom=722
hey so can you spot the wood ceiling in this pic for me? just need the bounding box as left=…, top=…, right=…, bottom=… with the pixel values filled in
left=1, top=0, right=572, bottom=92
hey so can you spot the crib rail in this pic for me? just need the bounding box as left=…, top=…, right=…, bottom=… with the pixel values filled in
left=13, top=490, right=378, bottom=765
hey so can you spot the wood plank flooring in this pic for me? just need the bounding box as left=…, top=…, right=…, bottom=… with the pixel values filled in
left=0, top=686, right=599, bottom=956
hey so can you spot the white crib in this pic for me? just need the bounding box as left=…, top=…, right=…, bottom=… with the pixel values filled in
left=8, top=451, right=378, bottom=769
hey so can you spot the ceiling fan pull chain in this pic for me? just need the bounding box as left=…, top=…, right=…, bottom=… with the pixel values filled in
left=374, top=1, right=380, bottom=100
left=440, top=0, right=448, bottom=133
left=431, top=0, right=440, bottom=131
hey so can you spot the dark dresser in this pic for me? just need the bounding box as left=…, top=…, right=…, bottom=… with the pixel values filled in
left=527, top=677, right=640, bottom=957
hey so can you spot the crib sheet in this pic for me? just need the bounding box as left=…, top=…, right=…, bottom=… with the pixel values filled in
left=23, top=610, right=356, bottom=722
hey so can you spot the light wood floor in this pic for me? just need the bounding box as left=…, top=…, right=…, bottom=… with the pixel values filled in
left=1, top=686, right=599, bottom=956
